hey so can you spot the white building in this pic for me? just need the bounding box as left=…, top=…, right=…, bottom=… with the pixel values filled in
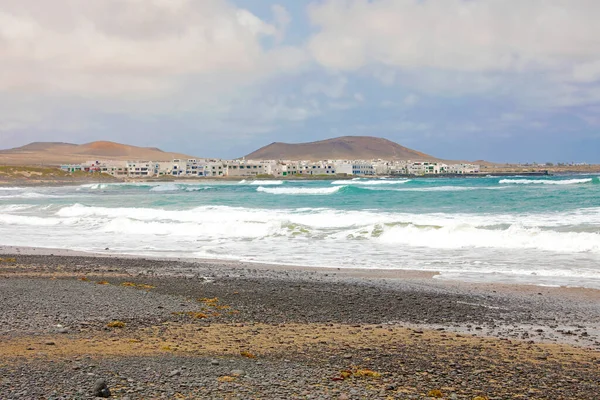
left=225, top=160, right=273, bottom=177
left=448, top=163, right=480, bottom=174
left=352, top=162, right=376, bottom=176
left=333, top=162, right=353, bottom=175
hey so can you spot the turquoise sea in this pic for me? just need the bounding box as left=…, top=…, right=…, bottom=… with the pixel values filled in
left=1, top=175, right=600, bottom=288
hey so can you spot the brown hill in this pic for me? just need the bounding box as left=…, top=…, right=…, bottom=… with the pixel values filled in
left=244, top=136, right=438, bottom=161
left=0, top=141, right=195, bottom=166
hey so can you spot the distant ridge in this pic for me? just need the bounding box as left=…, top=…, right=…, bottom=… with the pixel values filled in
left=0, top=141, right=195, bottom=166
left=243, top=136, right=438, bottom=161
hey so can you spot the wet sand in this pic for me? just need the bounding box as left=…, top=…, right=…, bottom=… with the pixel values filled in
left=0, top=249, right=599, bottom=399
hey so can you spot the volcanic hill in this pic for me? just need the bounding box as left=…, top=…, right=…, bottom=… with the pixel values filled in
left=243, top=136, right=437, bottom=161
left=0, top=141, right=194, bottom=165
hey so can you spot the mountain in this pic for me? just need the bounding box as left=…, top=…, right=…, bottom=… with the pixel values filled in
left=243, top=136, right=438, bottom=161
left=0, top=141, right=195, bottom=165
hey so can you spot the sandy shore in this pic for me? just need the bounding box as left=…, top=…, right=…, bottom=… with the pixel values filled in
left=1, top=249, right=599, bottom=399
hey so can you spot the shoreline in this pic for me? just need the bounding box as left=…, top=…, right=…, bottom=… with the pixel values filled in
left=3, top=170, right=600, bottom=186
left=1, top=250, right=599, bottom=398
left=4, top=245, right=600, bottom=292
left=3, top=246, right=600, bottom=337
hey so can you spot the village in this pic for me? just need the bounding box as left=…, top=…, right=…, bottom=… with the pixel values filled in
left=60, top=158, right=481, bottom=178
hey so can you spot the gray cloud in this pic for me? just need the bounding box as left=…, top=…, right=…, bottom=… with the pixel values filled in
left=0, top=0, right=304, bottom=97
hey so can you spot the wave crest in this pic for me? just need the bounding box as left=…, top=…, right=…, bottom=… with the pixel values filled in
left=500, top=178, right=593, bottom=185
left=256, top=186, right=343, bottom=195
left=331, top=179, right=410, bottom=185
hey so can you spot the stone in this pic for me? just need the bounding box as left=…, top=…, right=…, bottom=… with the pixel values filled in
left=57, top=327, right=69, bottom=334
left=93, top=379, right=111, bottom=398
left=210, top=359, right=220, bottom=366
left=231, top=370, right=245, bottom=376
left=168, top=370, right=181, bottom=377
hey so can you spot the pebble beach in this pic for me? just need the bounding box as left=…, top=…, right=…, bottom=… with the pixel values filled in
left=1, top=249, right=599, bottom=399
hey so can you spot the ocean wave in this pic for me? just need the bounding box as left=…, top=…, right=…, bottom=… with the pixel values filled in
left=238, top=180, right=283, bottom=185
left=366, top=186, right=508, bottom=192
left=499, top=178, right=593, bottom=185
left=249, top=180, right=283, bottom=186
left=0, top=192, right=61, bottom=199
left=0, top=204, right=35, bottom=212
left=184, top=187, right=213, bottom=192
left=146, top=184, right=214, bottom=192
left=149, top=184, right=180, bottom=192
left=54, top=204, right=600, bottom=229
left=256, top=186, right=342, bottom=195
left=47, top=204, right=600, bottom=252
left=376, top=223, right=600, bottom=253
left=0, top=214, right=65, bottom=226
left=331, top=179, right=410, bottom=185
left=79, top=183, right=110, bottom=190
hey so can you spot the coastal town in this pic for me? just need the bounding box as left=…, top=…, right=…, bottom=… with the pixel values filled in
left=60, top=158, right=481, bottom=178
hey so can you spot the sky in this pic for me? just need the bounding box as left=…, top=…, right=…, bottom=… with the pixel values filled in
left=1, top=0, right=600, bottom=163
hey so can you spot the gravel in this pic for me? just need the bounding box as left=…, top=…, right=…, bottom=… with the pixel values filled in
left=0, top=253, right=599, bottom=399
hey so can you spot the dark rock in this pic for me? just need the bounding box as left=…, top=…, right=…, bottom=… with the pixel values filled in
left=93, top=379, right=111, bottom=398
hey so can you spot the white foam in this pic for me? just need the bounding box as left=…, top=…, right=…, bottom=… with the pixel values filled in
left=0, top=192, right=60, bottom=199
left=500, top=178, right=593, bottom=185
left=149, top=184, right=180, bottom=192
left=79, top=183, right=110, bottom=190
left=2, top=195, right=600, bottom=288
left=48, top=203, right=600, bottom=253
left=369, top=186, right=508, bottom=192
left=0, top=214, right=64, bottom=226
left=0, top=204, right=35, bottom=212
left=331, top=179, right=410, bottom=185
left=256, top=186, right=342, bottom=195
left=249, top=180, right=283, bottom=186
left=376, top=223, right=600, bottom=253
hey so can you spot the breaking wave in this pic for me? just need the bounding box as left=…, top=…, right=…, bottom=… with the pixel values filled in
left=256, top=186, right=343, bottom=195
left=0, top=192, right=61, bottom=199
left=41, top=204, right=600, bottom=254
left=331, top=179, right=411, bottom=185
left=239, top=180, right=283, bottom=185
left=370, top=186, right=509, bottom=192
left=500, top=178, right=593, bottom=185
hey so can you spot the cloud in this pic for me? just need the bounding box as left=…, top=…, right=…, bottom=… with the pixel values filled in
left=308, top=0, right=600, bottom=76
left=303, top=76, right=347, bottom=98
left=0, top=0, right=304, bottom=98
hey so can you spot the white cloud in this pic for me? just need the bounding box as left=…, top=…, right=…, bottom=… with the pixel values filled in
left=308, top=0, right=600, bottom=78
left=572, top=61, right=600, bottom=83
left=0, top=0, right=304, bottom=98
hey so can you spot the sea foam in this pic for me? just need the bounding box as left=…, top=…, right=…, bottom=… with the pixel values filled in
left=256, top=186, right=342, bottom=195
left=249, top=180, right=284, bottom=185
left=331, top=179, right=410, bottom=185
left=499, top=178, right=593, bottom=185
